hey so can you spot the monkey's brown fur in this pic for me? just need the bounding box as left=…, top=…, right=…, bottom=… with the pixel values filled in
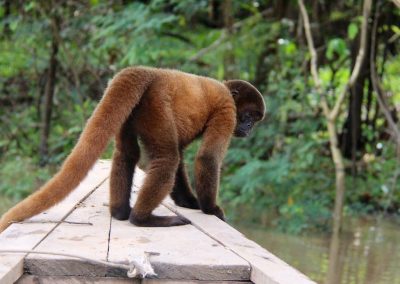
left=0, top=66, right=265, bottom=232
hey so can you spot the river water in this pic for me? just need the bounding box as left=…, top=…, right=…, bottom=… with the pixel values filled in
left=234, top=217, right=400, bottom=284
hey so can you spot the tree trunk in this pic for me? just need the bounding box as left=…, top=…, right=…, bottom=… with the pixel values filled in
left=208, top=0, right=222, bottom=27
left=3, top=0, right=11, bottom=38
left=327, top=120, right=346, bottom=234
left=340, top=2, right=373, bottom=173
left=299, top=0, right=372, bottom=234
left=39, top=37, right=58, bottom=166
left=222, top=0, right=236, bottom=79
left=253, top=43, right=276, bottom=89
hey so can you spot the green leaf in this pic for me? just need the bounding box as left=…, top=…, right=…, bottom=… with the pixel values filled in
left=392, top=25, right=400, bottom=34
left=326, top=38, right=348, bottom=60
left=348, top=23, right=358, bottom=40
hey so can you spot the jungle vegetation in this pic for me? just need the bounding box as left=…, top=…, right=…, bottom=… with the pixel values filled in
left=0, top=0, right=399, bottom=234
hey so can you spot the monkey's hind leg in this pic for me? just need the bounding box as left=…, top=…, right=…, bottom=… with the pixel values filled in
left=170, top=158, right=200, bottom=209
left=109, top=120, right=140, bottom=221
left=130, top=124, right=190, bottom=227
left=130, top=150, right=190, bottom=227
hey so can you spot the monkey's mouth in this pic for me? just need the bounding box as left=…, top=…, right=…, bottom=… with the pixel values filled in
left=234, top=130, right=250, bottom=138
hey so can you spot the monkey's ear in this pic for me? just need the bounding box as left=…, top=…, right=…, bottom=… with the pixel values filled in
left=223, top=80, right=241, bottom=97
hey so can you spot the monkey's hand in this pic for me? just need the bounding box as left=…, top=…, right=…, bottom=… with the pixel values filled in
left=170, top=190, right=200, bottom=210
left=202, top=205, right=225, bottom=221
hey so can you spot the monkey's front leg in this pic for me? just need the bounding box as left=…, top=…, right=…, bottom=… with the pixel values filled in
left=194, top=152, right=225, bottom=220
left=194, top=109, right=235, bottom=221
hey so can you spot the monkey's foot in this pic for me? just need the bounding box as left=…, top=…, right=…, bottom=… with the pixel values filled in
left=110, top=205, right=131, bottom=221
left=130, top=213, right=191, bottom=227
left=170, top=192, right=200, bottom=209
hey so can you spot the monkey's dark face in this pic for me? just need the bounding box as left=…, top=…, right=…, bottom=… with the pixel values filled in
left=234, top=110, right=262, bottom=138
left=223, top=79, right=266, bottom=138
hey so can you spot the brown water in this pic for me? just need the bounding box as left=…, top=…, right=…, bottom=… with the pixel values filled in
left=234, top=217, right=400, bottom=284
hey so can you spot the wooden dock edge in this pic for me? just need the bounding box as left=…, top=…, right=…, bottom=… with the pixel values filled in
left=17, top=275, right=251, bottom=284
left=162, top=199, right=317, bottom=284
left=134, top=165, right=317, bottom=284
left=1, top=160, right=317, bottom=284
left=0, top=161, right=111, bottom=284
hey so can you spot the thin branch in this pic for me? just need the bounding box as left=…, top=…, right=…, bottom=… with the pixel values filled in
left=189, top=31, right=228, bottom=62
left=297, top=0, right=322, bottom=90
left=298, top=0, right=330, bottom=117
left=329, top=0, right=372, bottom=120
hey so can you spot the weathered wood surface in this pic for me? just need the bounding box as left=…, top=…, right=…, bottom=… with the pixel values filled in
left=163, top=202, right=315, bottom=284
left=25, top=182, right=111, bottom=277
left=0, top=160, right=317, bottom=284
left=17, top=275, right=250, bottom=284
left=108, top=198, right=250, bottom=281
left=0, top=161, right=110, bottom=284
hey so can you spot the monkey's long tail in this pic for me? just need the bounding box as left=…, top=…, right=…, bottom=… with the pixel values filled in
left=0, top=67, right=154, bottom=233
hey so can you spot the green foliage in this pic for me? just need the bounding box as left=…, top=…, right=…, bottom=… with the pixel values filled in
left=326, top=38, right=348, bottom=60
left=347, top=144, right=400, bottom=214
left=0, top=156, right=52, bottom=200
left=347, top=22, right=358, bottom=40
left=0, top=0, right=399, bottom=235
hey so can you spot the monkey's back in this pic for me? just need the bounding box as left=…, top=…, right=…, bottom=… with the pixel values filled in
left=131, top=68, right=234, bottom=147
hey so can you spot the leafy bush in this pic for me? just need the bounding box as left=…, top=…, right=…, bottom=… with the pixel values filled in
left=0, top=156, right=52, bottom=200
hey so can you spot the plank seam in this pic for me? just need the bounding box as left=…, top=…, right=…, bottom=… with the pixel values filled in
left=0, top=175, right=109, bottom=283
left=30, top=176, right=109, bottom=252
left=106, top=210, right=112, bottom=262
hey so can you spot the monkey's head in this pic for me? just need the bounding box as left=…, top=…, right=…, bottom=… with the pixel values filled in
left=224, top=80, right=266, bottom=138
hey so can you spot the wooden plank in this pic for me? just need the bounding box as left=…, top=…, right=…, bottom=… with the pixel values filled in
left=17, top=275, right=250, bottom=284
left=0, top=223, right=54, bottom=284
left=162, top=202, right=317, bottom=284
left=108, top=193, right=250, bottom=281
left=0, top=161, right=110, bottom=284
left=141, top=280, right=251, bottom=284
left=129, top=167, right=316, bottom=283
left=29, top=160, right=111, bottom=223
left=16, top=275, right=140, bottom=284
left=4, top=162, right=316, bottom=283
left=25, top=182, right=112, bottom=277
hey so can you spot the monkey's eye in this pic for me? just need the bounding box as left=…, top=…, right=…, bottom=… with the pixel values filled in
left=240, top=113, right=251, bottom=122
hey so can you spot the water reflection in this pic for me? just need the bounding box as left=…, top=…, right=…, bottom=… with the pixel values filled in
left=234, top=217, right=400, bottom=284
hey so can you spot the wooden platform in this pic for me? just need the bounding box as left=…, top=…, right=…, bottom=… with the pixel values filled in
left=0, top=160, right=316, bottom=284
